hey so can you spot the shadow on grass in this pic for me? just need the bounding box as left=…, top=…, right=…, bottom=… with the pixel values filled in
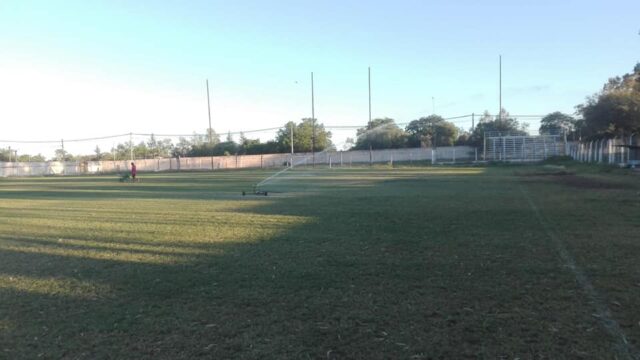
left=0, top=167, right=623, bottom=359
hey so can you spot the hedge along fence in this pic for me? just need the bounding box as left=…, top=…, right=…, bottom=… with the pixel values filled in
left=0, top=146, right=476, bottom=177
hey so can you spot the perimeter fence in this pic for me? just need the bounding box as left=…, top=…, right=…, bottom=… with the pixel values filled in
left=568, top=135, right=639, bottom=167
left=0, top=146, right=476, bottom=177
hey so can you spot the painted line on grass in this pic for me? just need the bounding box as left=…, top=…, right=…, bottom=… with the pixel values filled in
left=519, top=185, right=638, bottom=359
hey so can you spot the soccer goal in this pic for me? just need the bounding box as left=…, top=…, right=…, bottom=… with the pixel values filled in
left=484, top=133, right=566, bottom=162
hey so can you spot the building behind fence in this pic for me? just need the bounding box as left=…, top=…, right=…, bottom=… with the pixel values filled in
left=0, top=146, right=479, bottom=177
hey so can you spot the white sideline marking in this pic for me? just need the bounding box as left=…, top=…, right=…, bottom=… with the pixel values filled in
left=519, top=186, right=638, bottom=359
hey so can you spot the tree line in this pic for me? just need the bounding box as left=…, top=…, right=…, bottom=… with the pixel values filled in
left=2, top=62, right=637, bottom=162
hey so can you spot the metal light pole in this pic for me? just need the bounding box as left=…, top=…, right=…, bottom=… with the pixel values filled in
left=290, top=122, right=294, bottom=155
left=206, top=79, right=214, bottom=170
left=206, top=79, right=213, bottom=144
left=368, top=67, right=372, bottom=123
left=311, top=72, right=315, bottom=167
left=499, top=55, right=502, bottom=120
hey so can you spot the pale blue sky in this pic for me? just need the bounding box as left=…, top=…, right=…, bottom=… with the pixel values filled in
left=1, top=0, right=639, bottom=153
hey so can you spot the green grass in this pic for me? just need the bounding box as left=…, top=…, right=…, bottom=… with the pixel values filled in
left=1, top=164, right=639, bottom=359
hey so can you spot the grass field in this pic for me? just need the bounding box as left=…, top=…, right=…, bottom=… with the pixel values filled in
left=1, top=163, right=639, bottom=359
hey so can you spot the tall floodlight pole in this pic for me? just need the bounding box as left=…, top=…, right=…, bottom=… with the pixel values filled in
left=290, top=122, right=294, bottom=155
left=499, top=55, right=502, bottom=121
left=311, top=72, right=315, bottom=167
left=206, top=79, right=213, bottom=144
left=368, top=67, right=372, bottom=123
left=206, top=79, right=215, bottom=170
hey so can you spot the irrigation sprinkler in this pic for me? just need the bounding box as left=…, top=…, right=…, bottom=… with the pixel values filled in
left=242, top=184, right=268, bottom=197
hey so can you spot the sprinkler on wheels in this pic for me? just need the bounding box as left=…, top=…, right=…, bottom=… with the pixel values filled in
left=242, top=184, right=268, bottom=197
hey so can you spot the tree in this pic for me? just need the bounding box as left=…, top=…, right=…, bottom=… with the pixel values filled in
left=0, top=148, right=11, bottom=161
left=275, top=119, right=332, bottom=152
left=576, top=63, right=640, bottom=139
left=539, top=112, right=576, bottom=136
left=54, top=148, right=73, bottom=161
left=343, top=137, right=355, bottom=151
left=18, top=154, right=45, bottom=162
left=172, top=137, right=193, bottom=157
left=145, top=135, right=173, bottom=158
left=133, top=141, right=149, bottom=159
left=206, top=129, right=220, bottom=146
left=405, top=115, right=458, bottom=148
left=275, top=121, right=297, bottom=153
left=466, top=110, right=528, bottom=148
left=354, top=118, right=407, bottom=150
left=93, top=146, right=105, bottom=161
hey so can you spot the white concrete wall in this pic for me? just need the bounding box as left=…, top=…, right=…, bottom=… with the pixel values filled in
left=0, top=146, right=476, bottom=177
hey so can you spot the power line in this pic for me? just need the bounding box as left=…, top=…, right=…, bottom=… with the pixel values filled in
left=0, top=114, right=548, bottom=144
left=0, top=133, right=131, bottom=144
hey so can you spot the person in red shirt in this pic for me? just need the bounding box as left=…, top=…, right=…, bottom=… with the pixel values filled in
left=130, top=162, right=137, bottom=181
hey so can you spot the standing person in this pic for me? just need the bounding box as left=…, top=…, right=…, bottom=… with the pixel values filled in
left=130, top=162, right=137, bottom=182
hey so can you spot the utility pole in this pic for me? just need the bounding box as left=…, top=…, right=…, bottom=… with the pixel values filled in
left=206, top=79, right=214, bottom=170
left=290, top=122, right=294, bottom=155
left=472, top=113, right=475, bottom=131
left=206, top=79, right=213, bottom=144
left=129, top=132, right=133, bottom=161
left=311, top=72, right=315, bottom=167
left=368, top=67, right=372, bottom=167
left=61, top=139, right=65, bottom=161
left=499, top=55, right=502, bottom=121
left=368, top=66, right=372, bottom=124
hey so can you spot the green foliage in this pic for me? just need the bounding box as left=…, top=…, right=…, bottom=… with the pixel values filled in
left=576, top=63, right=640, bottom=139
left=54, top=148, right=74, bottom=162
left=466, top=110, right=528, bottom=148
left=405, top=115, right=458, bottom=147
left=0, top=148, right=46, bottom=162
left=0, top=148, right=11, bottom=161
left=539, top=112, right=576, bottom=136
left=353, top=118, right=407, bottom=150
left=275, top=118, right=333, bottom=152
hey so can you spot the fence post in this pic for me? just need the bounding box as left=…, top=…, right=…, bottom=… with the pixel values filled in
left=492, top=140, right=496, bottom=161
left=609, top=140, right=614, bottom=164
left=598, top=139, right=604, bottom=163
left=502, top=138, right=506, bottom=161
left=452, top=146, right=456, bottom=164
left=629, top=134, right=635, bottom=165
left=483, top=134, right=487, bottom=161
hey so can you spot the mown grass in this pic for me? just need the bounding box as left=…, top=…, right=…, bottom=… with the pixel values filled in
left=0, top=164, right=639, bottom=359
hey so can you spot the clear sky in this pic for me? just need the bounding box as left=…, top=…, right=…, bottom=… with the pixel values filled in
left=1, top=0, right=639, bottom=155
